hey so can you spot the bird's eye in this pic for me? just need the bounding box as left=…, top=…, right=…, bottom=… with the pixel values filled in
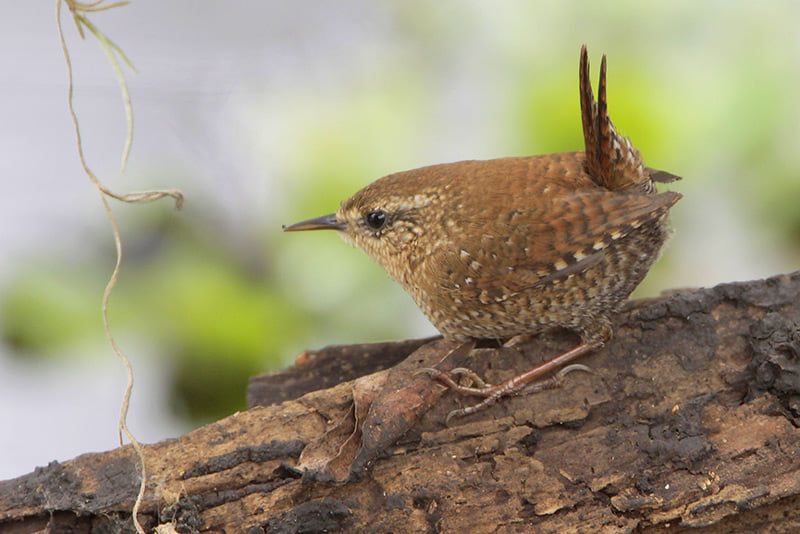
left=365, top=210, right=387, bottom=230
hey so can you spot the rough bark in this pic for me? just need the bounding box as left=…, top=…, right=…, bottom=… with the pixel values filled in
left=1, top=273, right=800, bottom=533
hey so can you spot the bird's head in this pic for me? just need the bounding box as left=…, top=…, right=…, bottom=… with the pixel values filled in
left=283, top=170, right=446, bottom=278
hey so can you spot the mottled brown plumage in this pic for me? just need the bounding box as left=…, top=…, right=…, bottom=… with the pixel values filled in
left=285, top=46, right=681, bottom=419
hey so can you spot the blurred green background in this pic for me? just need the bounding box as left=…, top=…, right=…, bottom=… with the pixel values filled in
left=1, top=1, right=799, bottom=478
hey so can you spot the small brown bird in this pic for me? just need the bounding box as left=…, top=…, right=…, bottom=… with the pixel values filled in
left=284, top=46, right=681, bottom=419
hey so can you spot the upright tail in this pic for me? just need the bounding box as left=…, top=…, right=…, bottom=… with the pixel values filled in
left=579, top=45, right=679, bottom=194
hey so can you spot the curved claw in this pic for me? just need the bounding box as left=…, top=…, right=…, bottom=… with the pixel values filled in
left=445, top=392, right=505, bottom=425
left=557, top=363, right=593, bottom=377
left=444, top=409, right=462, bottom=427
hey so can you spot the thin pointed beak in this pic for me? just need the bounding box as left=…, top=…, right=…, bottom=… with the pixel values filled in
left=282, top=213, right=346, bottom=232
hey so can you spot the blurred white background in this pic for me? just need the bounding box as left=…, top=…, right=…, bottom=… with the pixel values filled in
left=1, top=1, right=799, bottom=480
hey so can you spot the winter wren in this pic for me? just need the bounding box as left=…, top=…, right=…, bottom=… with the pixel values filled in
left=284, top=46, right=681, bottom=419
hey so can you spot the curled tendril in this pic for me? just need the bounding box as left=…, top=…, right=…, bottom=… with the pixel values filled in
left=56, top=1, right=184, bottom=531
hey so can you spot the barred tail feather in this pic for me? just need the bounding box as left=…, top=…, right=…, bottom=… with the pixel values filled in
left=579, top=46, right=679, bottom=194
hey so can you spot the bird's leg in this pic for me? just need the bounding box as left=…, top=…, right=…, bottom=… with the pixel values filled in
left=421, top=334, right=541, bottom=391
left=421, top=340, right=601, bottom=424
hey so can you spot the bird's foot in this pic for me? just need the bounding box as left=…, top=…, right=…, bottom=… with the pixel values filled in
left=419, top=341, right=599, bottom=425
left=420, top=364, right=591, bottom=425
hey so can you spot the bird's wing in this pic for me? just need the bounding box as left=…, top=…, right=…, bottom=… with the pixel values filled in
left=436, top=190, right=681, bottom=302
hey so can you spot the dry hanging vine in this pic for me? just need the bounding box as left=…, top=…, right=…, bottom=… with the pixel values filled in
left=55, top=1, right=183, bottom=531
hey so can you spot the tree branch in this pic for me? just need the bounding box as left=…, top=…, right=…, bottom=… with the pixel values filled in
left=2, top=273, right=800, bottom=533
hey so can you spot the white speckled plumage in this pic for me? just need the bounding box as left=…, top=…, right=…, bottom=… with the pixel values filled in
left=289, top=46, right=681, bottom=348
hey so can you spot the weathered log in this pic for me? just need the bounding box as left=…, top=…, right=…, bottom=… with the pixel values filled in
left=1, top=273, right=799, bottom=533
left=247, top=336, right=439, bottom=408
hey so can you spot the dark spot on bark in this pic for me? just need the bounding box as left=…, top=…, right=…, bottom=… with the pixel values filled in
left=635, top=474, right=655, bottom=494
left=23, top=461, right=78, bottom=509
left=160, top=495, right=203, bottom=533
left=396, top=428, right=423, bottom=448
left=191, top=479, right=294, bottom=512
left=182, top=440, right=305, bottom=479
left=520, top=499, right=539, bottom=519
left=614, top=413, right=635, bottom=429
left=384, top=493, right=405, bottom=511
left=261, top=498, right=352, bottom=534
left=637, top=395, right=714, bottom=470
left=517, top=428, right=541, bottom=455
left=674, top=312, right=717, bottom=371
left=560, top=417, right=588, bottom=430
left=13, top=511, right=139, bottom=533
left=747, top=312, right=800, bottom=425
left=494, top=489, right=511, bottom=504
left=0, top=459, right=131, bottom=514
left=411, top=490, right=442, bottom=533
left=665, top=291, right=712, bottom=318
left=631, top=300, right=667, bottom=322
left=600, top=484, right=620, bottom=497
left=93, top=454, right=142, bottom=510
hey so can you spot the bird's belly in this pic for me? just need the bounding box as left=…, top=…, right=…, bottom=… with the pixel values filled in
left=417, top=220, right=670, bottom=341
